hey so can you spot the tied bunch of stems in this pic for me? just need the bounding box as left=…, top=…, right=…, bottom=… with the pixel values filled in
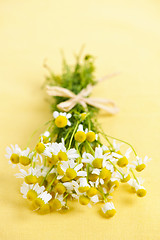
left=6, top=54, right=151, bottom=217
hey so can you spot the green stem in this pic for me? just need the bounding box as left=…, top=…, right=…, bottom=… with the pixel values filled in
left=64, top=127, right=73, bottom=141
left=86, top=141, right=95, bottom=156
left=130, top=169, right=139, bottom=184
left=104, top=134, right=137, bottom=157
left=47, top=175, right=57, bottom=191
left=108, top=160, right=124, bottom=177
left=97, top=189, right=107, bottom=203
left=67, top=121, right=79, bottom=150
left=63, top=193, right=69, bottom=200
left=98, top=130, right=113, bottom=149
left=40, top=165, right=55, bottom=186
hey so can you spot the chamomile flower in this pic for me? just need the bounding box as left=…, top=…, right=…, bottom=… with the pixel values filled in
left=82, top=146, right=110, bottom=170
left=128, top=177, right=146, bottom=196
left=75, top=124, right=86, bottom=143
left=102, top=202, right=116, bottom=218
left=19, top=147, right=31, bottom=166
left=85, top=128, right=98, bottom=143
left=114, top=170, right=131, bottom=183
left=116, top=148, right=132, bottom=168
left=50, top=193, right=66, bottom=211
left=57, top=161, right=85, bottom=181
left=78, top=177, right=90, bottom=193
left=20, top=182, right=45, bottom=199
left=53, top=111, right=71, bottom=128
left=132, top=156, right=151, bottom=172
left=15, top=166, right=42, bottom=184
left=5, top=144, right=21, bottom=167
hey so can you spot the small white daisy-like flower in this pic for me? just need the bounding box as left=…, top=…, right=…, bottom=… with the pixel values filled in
left=20, top=182, right=45, bottom=199
left=5, top=144, right=21, bottom=167
left=74, top=124, right=86, bottom=143
left=102, top=202, right=116, bottom=215
left=128, top=178, right=146, bottom=197
left=132, top=155, right=151, bottom=172
left=57, top=161, right=85, bottom=180
left=20, top=182, right=33, bottom=198
left=85, top=128, right=98, bottom=143
left=82, top=146, right=108, bottom=168
left=5, top=144, right=21, bottom=159
left=53, top=111, right=72, bottom=128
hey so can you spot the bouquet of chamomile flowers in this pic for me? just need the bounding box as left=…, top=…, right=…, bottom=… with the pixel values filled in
left=6, top=54, right=151, bottom=218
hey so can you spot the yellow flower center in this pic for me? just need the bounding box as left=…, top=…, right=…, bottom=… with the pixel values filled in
left=86, top=132, right=96, bottom=143
left=19, top=156, right=31, bottom=166
left=92, top=158, right=103, bottom=169
left=79, top=195, right=90, bottom=205
left=10, top=153, right=19, bottom=164
left=35, top=142, right=45, bottom=154
left=58, top=151, right=68, bottom=161
left=87, top=187, right=97, bottom=197
left=27, top=190, right=37, bottom=201
left=116, top=150, right=122, bottom=155
left=78, top=186, right=90, bottom=193
left=61, top=175, right=70, bottom=182
left=104, top=209, right=116, bottom=218
left=121, top=174, right=131, bottom=183
left=55, top=183, right=66, bottom=194
left=89, top=174, right=99, bottom=182
left=42, top=136, right=50, bottom=143
left=25, top=175, right=38, bottom=184
left=100, top=168, right=111, bottom=180
left=37, top=176, right=44, bottom=185
left=107, top=180, right=119, bottom=190
left=55, top=116, right=67, bottom=128
left=117, top=156, right=128, bottom=167
left=57, top=163, right=64, bottom=175
left=46, top=173, right=56, bottom=183
left=32, top=198, right=44, bottom=209
left=75, top=131, right=86, bottom=143
left=81, top=113, right=87, bottom=121
left=38, top=203, right=50, bottom=214
left=47, top=155, right=58, bottom=165
left=136, top=164, right=146, bottom=172
left=137, top=188, right=146, bottom=197
left=66, top=168, right=77, bottom=180
left=50, top=199, right=62, bottom=210
left=103, top=150, right=110, bottom=154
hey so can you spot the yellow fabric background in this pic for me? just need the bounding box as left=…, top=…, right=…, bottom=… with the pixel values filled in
left=0, top=0, right=160, bottom=239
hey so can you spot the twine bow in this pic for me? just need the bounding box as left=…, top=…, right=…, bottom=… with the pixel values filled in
left=46, top=74, right=119, bottom=114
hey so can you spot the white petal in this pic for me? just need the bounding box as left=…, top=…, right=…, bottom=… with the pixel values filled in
left=77, top=171, right=87, bottom=177
left=53, top=111, right=59, bottom=118
left=74, top=163, right=83, bottom=172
